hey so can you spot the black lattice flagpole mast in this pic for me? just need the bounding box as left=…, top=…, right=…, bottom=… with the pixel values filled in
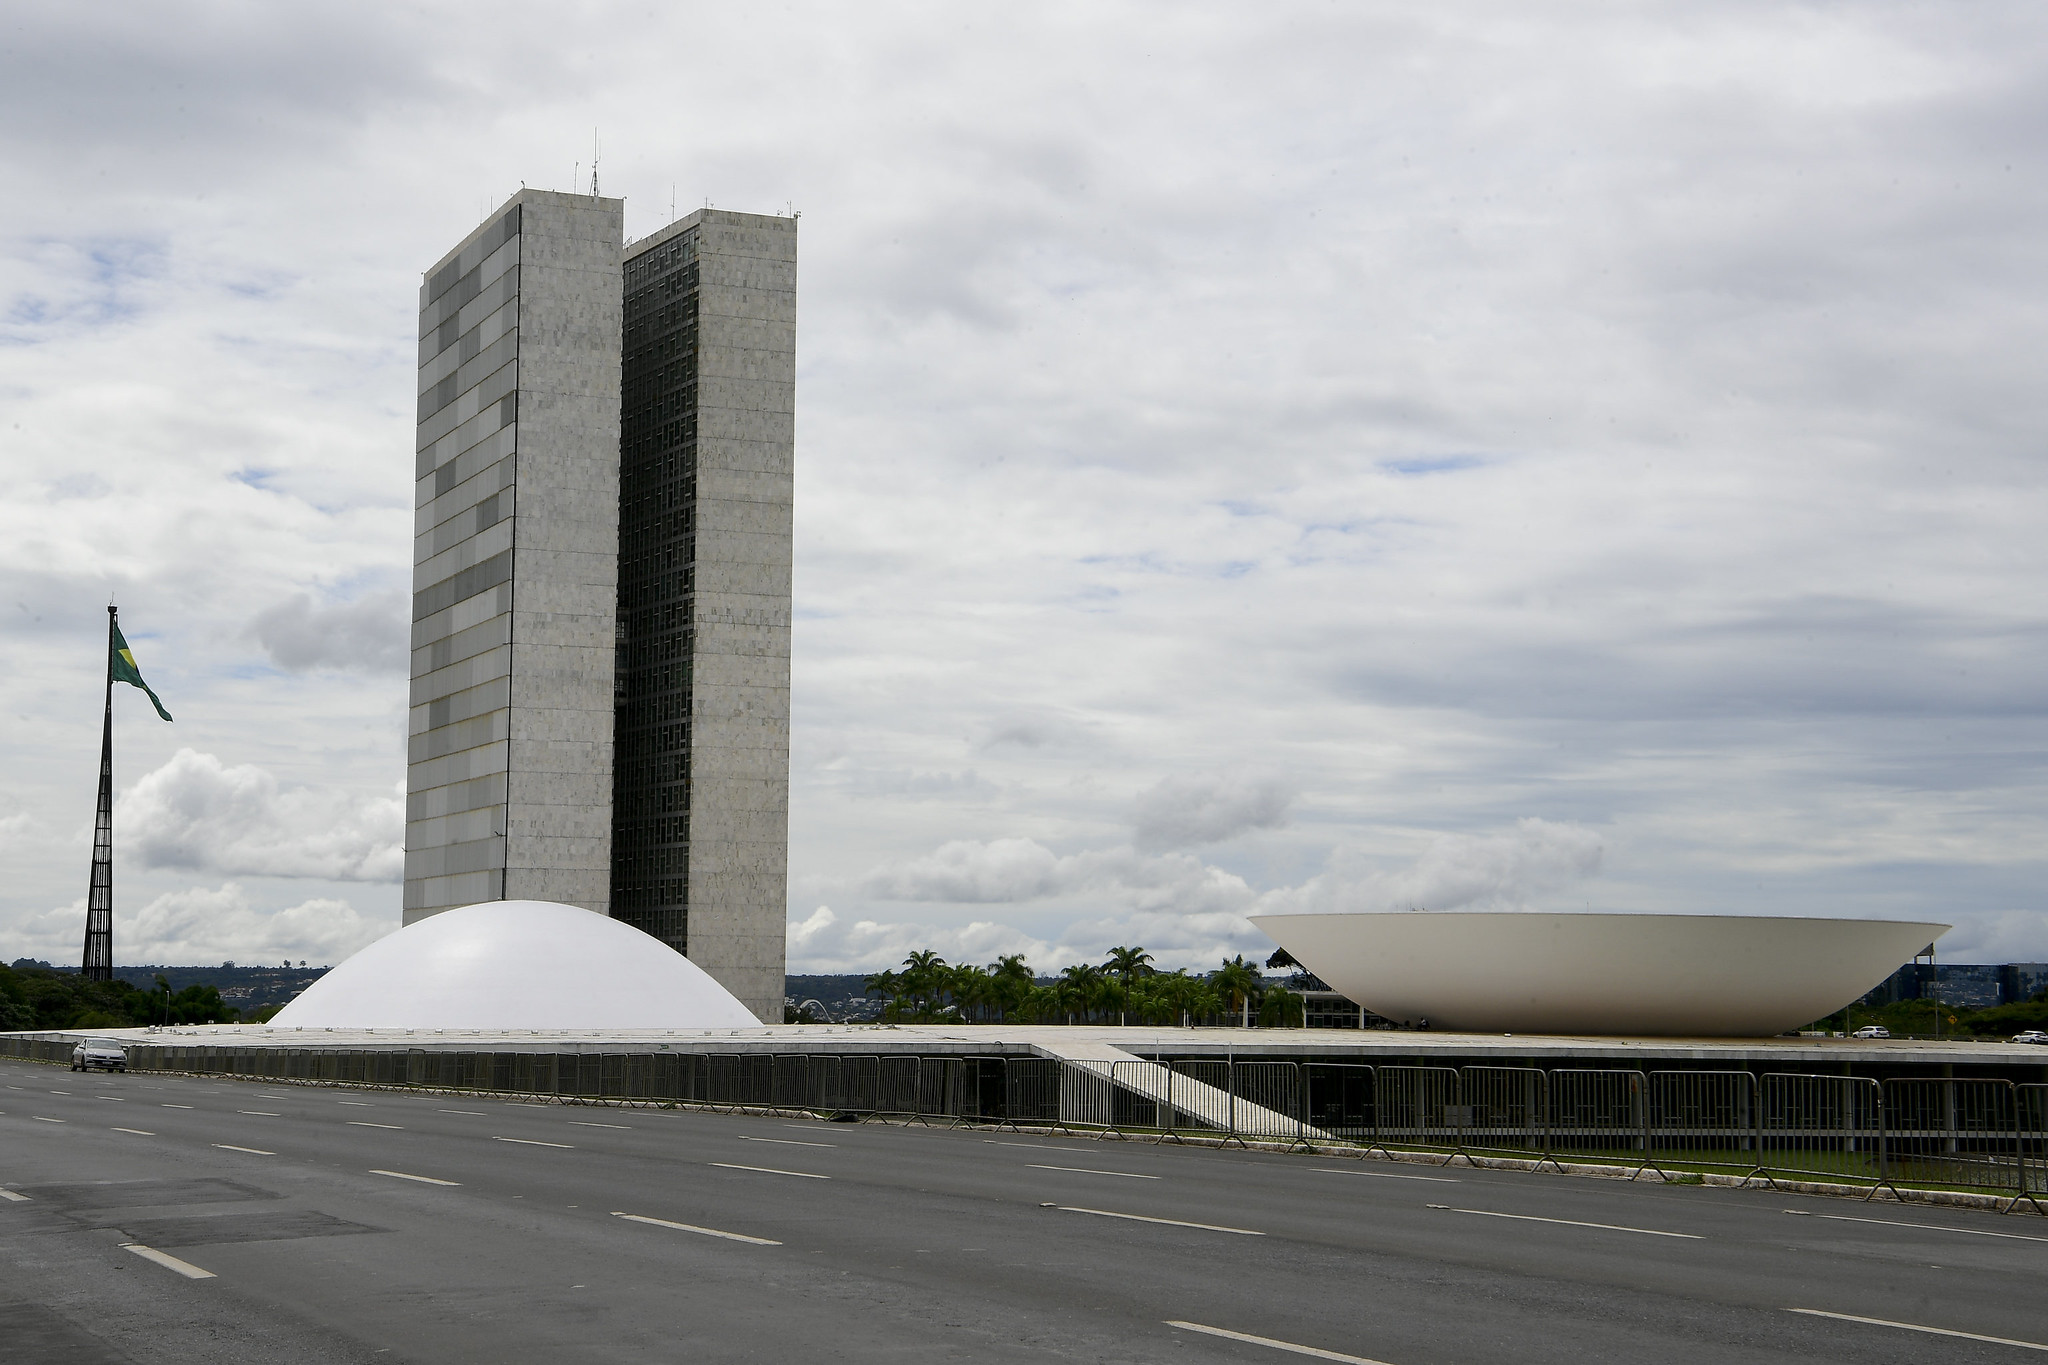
left=81, top=606, right=117, bottom=980
left=82, top=603, right=173, bottom=981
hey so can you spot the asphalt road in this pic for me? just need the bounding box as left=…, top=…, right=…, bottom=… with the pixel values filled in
left=3, top=1057, right=2046, bottom=1364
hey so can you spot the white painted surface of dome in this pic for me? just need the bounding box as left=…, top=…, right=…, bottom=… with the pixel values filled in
left=270, top=900, right=761, bottom=1030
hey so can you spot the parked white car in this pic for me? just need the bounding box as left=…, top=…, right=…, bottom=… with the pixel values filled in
left=70, top=1040, right=126, bottom=1072
left=1850, top=1025, right=1890, bottom=1039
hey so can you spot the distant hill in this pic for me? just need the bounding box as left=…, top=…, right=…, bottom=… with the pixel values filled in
left=9, top=961, right=329, bottom=1014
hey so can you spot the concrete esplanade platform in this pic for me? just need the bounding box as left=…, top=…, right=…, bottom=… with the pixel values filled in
left=8, top=1022, right=2046, bottom=1080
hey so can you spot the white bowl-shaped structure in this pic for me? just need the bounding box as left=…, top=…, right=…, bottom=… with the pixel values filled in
left=270, top=900, right=762, bottom=1030
left=1250, top=912, right=1947, bottom=1037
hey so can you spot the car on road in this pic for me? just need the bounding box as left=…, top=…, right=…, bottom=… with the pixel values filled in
left=1850, top=1025, right=1890, bottom=1039
left=71, top=1040, right=127, bottom=1072
left=2012, top=1030, right=2048, bottom=1045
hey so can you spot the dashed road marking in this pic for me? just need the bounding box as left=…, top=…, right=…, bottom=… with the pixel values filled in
left=1427, top=1206, right=1699, bottom=1239
left=213, top=1144, right=275, bottom=1156
left=0, top=1189, right=31, bottom=1202
left=709, top=1162, right=829, bottom=1180
left=1785, top=1209, right=2048, bottom=1244
left=1052, top=1206, right=1262, bottom=1236
left=495, top=1136, right=573, bottom=1148
left=1028, top=1163, right=1159, bottom=1180
left=1167, top=1321, right=1395, bottom=1364
left=348, top=1122, right=404, bottom=1129
left=1314, top=1167, right=1458, bottom=1183
left=569, top=1120, right=632, bottom=1129
left=613, top=1211, right=782, bottom=1245
left=1789, top=1308, right=2048, bottom=1351
left=371, top=1169, right=460, bottom=1187
left=111, top=1127, right=156, bottom=1136
left=741, top=1135, right=834, bottom=1148
left=122, top=1243, right=216, bottom=1279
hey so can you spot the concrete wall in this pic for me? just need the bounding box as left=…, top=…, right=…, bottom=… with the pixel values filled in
left=406, top=190, right=623, bottom=921
left=621, top=209, right=794, bottom=1021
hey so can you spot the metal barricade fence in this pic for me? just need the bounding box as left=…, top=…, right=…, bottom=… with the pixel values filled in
left=1375, top=1066, right=1461, bottom=1150
left=1548, top=1070, right=1648, bottom=1165
left=1760, top=1073, right=1882, bottom=1185
left=1167, top=1061, right=1232, bottom=1136
left=2021, top=1085, right=2048, bottom=1197
left=1059, top=1061, right=1122, bottom=1131
left=1649, top=1071, right=1758, bottom=1176
left=774, top=1054, right=813, bottom=1109
left=877, top=1055, right=922, bottom=1116
left=1304, top=1063, right=1375, bottom=1144
left=1004, top=1056, right=1063, bottom=1126
left=1882, top=1078, right=2019, bottom=1195
left=1233, top=1061, right=1305, bottom=1141
left=1459, top=1067, right=1547, bottom=1157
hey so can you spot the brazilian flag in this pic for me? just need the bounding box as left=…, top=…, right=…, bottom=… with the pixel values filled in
left=110, top=620, right=173, bottom=721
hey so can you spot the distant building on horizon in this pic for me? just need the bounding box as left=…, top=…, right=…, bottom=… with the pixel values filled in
left=1858, top=960, right=2048, bottom=1009
left=403, top=189, right=794, bottom=1022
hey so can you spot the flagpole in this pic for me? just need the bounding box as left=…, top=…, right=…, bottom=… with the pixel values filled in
left=81, top=604, right=116, bottom=981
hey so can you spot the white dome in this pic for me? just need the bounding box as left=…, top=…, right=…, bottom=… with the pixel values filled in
left=271, top=900, right=762, bottom=1030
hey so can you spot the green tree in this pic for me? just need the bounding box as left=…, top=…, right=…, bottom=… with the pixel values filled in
left=1211, top=956, right=1262, bottom=1028
left=1103, top=946, right=1154, bottom=1025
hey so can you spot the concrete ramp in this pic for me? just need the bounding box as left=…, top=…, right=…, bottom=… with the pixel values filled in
left=1028, top=1037, right=1327, bottom=1140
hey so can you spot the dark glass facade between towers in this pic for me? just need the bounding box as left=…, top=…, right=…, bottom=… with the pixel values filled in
left=610, top=227, right=701, bottom=952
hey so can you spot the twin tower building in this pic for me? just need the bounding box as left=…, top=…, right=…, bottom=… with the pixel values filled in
left=403, top=190, right=793, bottom=1021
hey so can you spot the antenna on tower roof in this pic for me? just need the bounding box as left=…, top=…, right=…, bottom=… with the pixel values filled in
left=589, top=129, right=601, bottom=200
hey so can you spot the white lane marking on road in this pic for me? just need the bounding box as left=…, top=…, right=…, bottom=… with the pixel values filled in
left=709, top=1162, right=830, bottom=1180
left=161, top=1104, right=194, bottom=1109
left=31, top=1116, right=64, bottom=1123
left=48, top=1091, right=71, bottom=1095
left=111, top=1127, right=155, bottom=1136
left=371, top=1169, right=461, bottom=1186
left=255, top=1093, right=291, bottom=1099
left=0, top=1189, right=31, bottom=1202
left=740, top=1135, right=835, bottom=1148
left=1054, top=1206, right=1263, bottom=1236
left=1314, top=1168, right=1458, bottom=1183
left=1784, top=1209, right=2048, bottom=1245
left=237, top=1111, right=280, bottom=1117
left=96, top=1096, right=124, bottom=1101
left=612, top=1211, right=782, bottom=1245
left=1167, top=1321, right=1395, bottom=1364
left=338, top=1101, right=373, bottom=1107
left=569, top=1120, right=632, bottom=1129
left=122, top=1243, right=216, bottom=1280
left=348, top=1122, right=404, bottom=1129
left=1028, top=1163, right=1159, bottom=1180
left=438, top=1109, right=486, bottom=1116
left=213, top=1144, right=275, bottom=1155
left=495, top=1136, right=574, bottom=1148
left=1429, top=1206, right=1700, bottom=1240
left=1789, top=1308, right=2048, bottom=1351
left=985, top=1140, right=1099, bottom=1154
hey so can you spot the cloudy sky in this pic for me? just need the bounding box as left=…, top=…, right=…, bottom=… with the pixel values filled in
left=3, top=3, right=2045, bottom=975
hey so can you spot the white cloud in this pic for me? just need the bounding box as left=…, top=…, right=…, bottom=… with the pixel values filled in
left=787, top=905, right=1051, bottom=975
left=1261, top=819, right=1605, bottom=916
left=119, top=748, right=403, bottom=883
left=12, top=882, right=391, bottom=967
left=1131, top=770, right=1296, bottom=852
left=3, top=6, right=2047, bottom=966
left=247, top=590, right=408, bottom=673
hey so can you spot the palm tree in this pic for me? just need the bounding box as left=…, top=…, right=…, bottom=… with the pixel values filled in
left=1104, top=945, right=1154, bottom=1025
left=990, top=954, right=1033, bottom=1023
left=1057, top=963, right=1103, bottom=1024
left=1212, top=955, right=1262, bottom=1028
left=901, top=950, right=947, bottom=1021
left=951, top=964, right=993, bottom=1022
left=863, top=969, right=905, bottom=1022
